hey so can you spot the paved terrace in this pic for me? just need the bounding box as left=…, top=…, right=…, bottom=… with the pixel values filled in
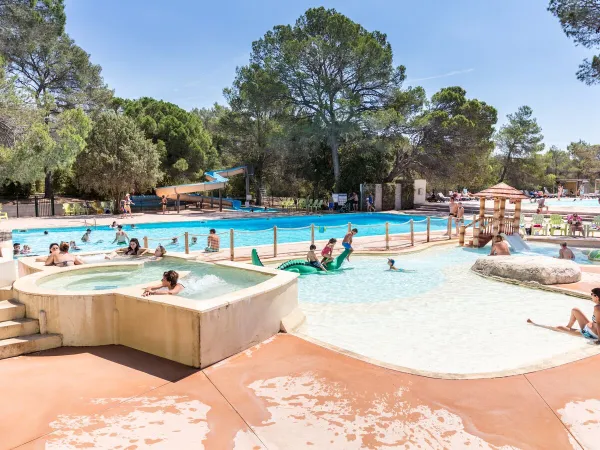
left=1, top=333, right=597, bottom=449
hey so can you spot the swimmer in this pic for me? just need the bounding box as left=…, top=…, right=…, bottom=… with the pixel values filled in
left=387, top=258, right=415, bottom=272
left=307, top=244, right=327, bottom=272
left=150, top=244, right=167, bottom=260
left=191, top=237, right=198, bottom=246
left=489, top=235, right=510, bottom=256
left=69, top=241, right=81, bottom=251
left=109, top=221, right=118, bottom=229
left=558, top=242, right=575, bottom=260
left=43, top=230, right=49, bottom=235
left=171, top=237, right=178, bottom=245
left=342, top=228, right=358, bottom=261
left=112, top=225, right=130, bottom=244
left=13, top=243, right=20, bottom=256
left=123, top=238, right=146, bottom=256
left=81, top=228, right=92, bottom=242
left=21, top=244, right=31, bottom=254
left=142, top=270, right=184, bottom=296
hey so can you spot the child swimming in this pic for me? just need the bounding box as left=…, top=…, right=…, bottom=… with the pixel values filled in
left=387, top=258, right=415, bottom=273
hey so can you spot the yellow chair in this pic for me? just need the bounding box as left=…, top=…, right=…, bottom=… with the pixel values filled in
left=548, top=214, right=566, bottom=236
left=588, top=216, right=600, bottom=237
left=0, top=204, right=8, bottom=220
left=531, top=214, right=546, bottom=235
left=62, top=203, right=73, bottom=216
left=91, top=201, right=104, bottom=214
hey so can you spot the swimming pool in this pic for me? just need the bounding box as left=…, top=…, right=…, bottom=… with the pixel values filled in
left=12, top=213, right=448, bottom=256
left=36, top=258, right=271, bottom=301
left=297, top=243, right=598, bottom=375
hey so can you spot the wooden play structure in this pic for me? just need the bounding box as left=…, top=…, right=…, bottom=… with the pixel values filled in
left=460, top=183, right=529, bottom=248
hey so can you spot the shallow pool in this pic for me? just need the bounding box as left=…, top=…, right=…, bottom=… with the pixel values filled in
left=12, top=213, right=448, bottom=257
left=297, top=243, right=598, bottom=375
left=36, top=258, right=270, bottom=301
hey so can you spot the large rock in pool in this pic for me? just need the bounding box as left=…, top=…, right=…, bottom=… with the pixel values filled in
left=471, top=255, right=581, bottom=285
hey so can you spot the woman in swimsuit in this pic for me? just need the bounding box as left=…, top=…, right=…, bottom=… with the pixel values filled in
left=561, top=288, right=600, bottom=343
left=123, top=238, right=146, bottom=256
left=142, top=270, right=184, bottom=296
left=44, top=243, right=60, bottom=266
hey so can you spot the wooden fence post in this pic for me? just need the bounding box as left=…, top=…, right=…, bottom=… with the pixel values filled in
left=229, top=229, right=234, bottom=261
left=143, top=236, right=149, bottom=248
left=311, top=224, right=315, bottom=245
left=459, top=224, right=465, bottom=246
left=184, top=232, right=189, bottom=254
left=273, top=226, right=278, bottom=257
left=348, top=222, right=352, bottom=233
left=410, top=219, right=414, bottom=246
left=426, top=217, right=430, bottom=242
left=385, top=222, right=389, bottom=250
left=447, top=217, right=452, bottom=240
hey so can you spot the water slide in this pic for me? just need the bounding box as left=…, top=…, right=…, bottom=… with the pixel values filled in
left=155, top=166, right=247, bottom=208
left=500, top=233, right=531, bottom=252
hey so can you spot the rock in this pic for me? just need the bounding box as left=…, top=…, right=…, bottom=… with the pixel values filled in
left=471, top=255, right=581, bottom=285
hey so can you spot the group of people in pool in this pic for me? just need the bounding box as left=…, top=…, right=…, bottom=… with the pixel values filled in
left=304, top=228, right=358, bottom=272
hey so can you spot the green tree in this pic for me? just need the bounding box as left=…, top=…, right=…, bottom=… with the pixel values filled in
left=251, top=7, right=405, bottom=190
left=568, top=140, right=600, bottom=178
left=74, top=112, right=161, bottom=207
left=496, top=106, right=545, bottom=185
left=221, top=64, right=287, bottom=204
left=123, top=97, right=216, bottom=184
left=548, top=0, right=600, bottom=84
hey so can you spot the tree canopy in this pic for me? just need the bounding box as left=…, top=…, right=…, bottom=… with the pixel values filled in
left=74, top=112, right=161, bottom=205
left=548, top=0, right=600, bottom=84
left=123, top=97, right=216, bottom=184
left=250, top=7, right=405, bottom=190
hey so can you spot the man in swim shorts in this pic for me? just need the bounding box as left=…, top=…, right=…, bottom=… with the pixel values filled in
left=307, top=244, right=327, bottom=271
left=342, top=228, right=358, bottom=261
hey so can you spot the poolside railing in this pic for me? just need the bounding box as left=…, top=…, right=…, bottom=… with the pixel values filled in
left=141, top=215, right=458, bottom=261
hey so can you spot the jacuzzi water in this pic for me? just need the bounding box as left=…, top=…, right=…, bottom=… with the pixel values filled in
left=297, top=243, right=598, bottom=375
left=12, top=213, right=448, bottom=256
left=36, top=258, right=270, bottom=301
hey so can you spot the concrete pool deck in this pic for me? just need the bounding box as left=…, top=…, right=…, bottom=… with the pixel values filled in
left=1, top=334, right=597, bottom=449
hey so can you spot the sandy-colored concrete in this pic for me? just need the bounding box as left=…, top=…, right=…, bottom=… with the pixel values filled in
left=4, top=335, right=598, bottom=449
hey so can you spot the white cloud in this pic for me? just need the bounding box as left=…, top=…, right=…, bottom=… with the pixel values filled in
left=408, top=68, right=475, bottom=83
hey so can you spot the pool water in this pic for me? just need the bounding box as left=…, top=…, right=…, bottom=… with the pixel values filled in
left=36, top=258, right=270, bottom=301
left=297, top=243, right=598, bottom=375
left=13, top=213, right=447, bottom=257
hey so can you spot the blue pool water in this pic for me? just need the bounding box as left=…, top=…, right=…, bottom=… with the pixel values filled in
left=297, top=242, right=597, bottom=374
left=12, top=213, right=447, bottom=255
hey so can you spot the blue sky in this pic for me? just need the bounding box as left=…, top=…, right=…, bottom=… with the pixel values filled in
left=64, top=0, right=600, bottom=149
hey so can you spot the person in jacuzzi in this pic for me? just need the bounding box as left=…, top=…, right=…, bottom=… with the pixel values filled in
left=123, top=238, right=146, bottom=256
left=142, top=270, right=184, bottom=296
left=489, top=235, right=511, bottom=256
left=149, top=244, right=167, bottom=261
left=48, top=242, right=84, bottom=267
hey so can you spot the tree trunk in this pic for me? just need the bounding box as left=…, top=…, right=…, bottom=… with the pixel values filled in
left=254, top=175, right=262, bottom=206
left=498, top=154, right=511, bottom=183
left=330, top=136, right=341, bottom=192
left=44, top=170, right=53, bottom=199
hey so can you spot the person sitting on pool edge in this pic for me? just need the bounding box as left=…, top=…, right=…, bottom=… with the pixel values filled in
left=489, top=235, right=511, bottom=256
left=142, top=270, right=184, bottom=296
left=558, top=242, right=575, bottom=260
left=307, top=244, right=327, bottom=272
left=205, top=229, right=220, bottom=252
left=559, top=288, right=600, bottom=343
left=342, top=228, right=358, bottom=261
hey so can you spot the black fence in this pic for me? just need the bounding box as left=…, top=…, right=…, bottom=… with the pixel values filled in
left=0, top=195, right=56, bottom=218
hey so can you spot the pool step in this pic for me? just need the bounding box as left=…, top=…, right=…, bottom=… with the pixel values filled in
left=0, top=333, right=62, bottom=360
left=0, top=299, right=25, bottom=322
left=0, top=318, right=39, bottom=340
